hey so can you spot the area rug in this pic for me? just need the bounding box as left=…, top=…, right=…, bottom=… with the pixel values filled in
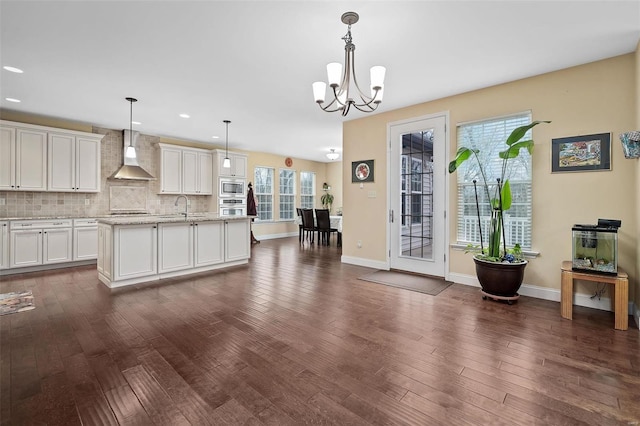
left=358, top=270, right=452, bottom=296
left=0, top=290, right=35, bottom=315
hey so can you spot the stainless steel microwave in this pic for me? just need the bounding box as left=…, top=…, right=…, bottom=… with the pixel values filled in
left=219, top=178, right=246, bottom=198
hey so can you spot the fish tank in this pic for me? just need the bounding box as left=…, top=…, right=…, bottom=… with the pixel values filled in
left=572, top=219, right=621, bottom=275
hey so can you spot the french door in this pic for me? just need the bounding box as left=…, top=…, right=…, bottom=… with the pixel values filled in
left=389, top=114, right=448, bottom=276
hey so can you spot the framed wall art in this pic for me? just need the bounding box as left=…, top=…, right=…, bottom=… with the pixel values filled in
left=551, top=133, right=611, bottom=173
left=352, top=160, right=374, bottom=183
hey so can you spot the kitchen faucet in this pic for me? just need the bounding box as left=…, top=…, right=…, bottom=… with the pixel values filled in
left=175, top=195, right=189, bottom=217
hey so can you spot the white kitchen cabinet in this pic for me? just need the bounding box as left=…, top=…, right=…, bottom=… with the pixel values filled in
left=10, top=229, right=42, bottom=268
left=159, top=144, right=213, bottom=195
left=0, top=125, right=47, bottom=191
left=215, top=149, right=247, bottom=178
left=43, top=227, right=73, bottom=264
left=159, top=144, right=182, bottom=194
left=10, top=219, right=73, bottom=268
left=48, top=132, right=101, bottom=192
left=73, top=219, right=98, bottom=261
left=97, top=224, right=112, bottom=279
left=183, top=150, right=213, bottom=195
left=97, top=217, right=250, bottom=288
left=158, top=222, right=194, bottom=273
left=158, top=220, right=224, bottom=272
left=113, top=224, right=157, bottom=281
left=0, top=222, right=9, bottom=269
left=194, top=221, right=224, bottom=267
left=225, top=219, right=250, bottom=262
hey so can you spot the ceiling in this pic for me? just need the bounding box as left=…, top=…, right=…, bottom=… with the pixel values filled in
left=1, top=1, right=638, bottom=163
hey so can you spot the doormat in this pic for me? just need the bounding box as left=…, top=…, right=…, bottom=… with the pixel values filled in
left=358, top=270, right=452, bottom=296
left=0, top=290, right=35, bottom=316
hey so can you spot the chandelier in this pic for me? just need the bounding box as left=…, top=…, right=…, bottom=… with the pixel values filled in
left=312, top=12, right=386, bottom=117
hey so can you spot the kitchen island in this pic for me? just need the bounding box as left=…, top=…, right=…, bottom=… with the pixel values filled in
left=97, top=214, right=250, bottom=288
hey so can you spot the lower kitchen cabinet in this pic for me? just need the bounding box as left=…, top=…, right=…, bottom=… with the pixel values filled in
left=158, top=221, right=226, bottom=273
left=73, top=219, right=98, bottom=261
left=9, top=219, right=73, bottom=268
left=0, top=222, right=8, bottom=269
left=225, top=219, right=250, bottom=262
left=10, top=228, right=42, bottom=268
left=43, top=227, right=73, bottom=264
left=194, top=221, right=224, bottom=267
left=97, top=217, right=250, bottom=288
left=158, top=222, right=194, bottom=273
left=113, top=224, right=158, bottom=281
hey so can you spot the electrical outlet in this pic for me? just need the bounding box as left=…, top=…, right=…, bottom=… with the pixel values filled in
left=357, top=240, right=362, bottom=248
left=84, top=199, right=90, bottom=205
left=0, top=198, right=5, bottom=205
left=367, top=190, right=376, bottom=198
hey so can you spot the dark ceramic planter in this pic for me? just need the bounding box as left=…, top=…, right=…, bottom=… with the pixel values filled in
left=473, top=257, right=527, bottom=297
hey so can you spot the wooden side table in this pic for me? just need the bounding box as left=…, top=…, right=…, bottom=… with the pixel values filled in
left=560, top=261, right=628, bottom=330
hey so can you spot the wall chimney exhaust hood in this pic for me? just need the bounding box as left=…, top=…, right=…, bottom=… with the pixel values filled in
left=108, top=129, right=156, bottom=180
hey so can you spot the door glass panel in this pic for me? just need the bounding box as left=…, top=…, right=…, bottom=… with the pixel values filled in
left=400, top=129, right=434, bottom=260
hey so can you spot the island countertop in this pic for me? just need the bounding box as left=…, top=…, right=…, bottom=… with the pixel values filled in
left=97, top=214, right=248, bottom=226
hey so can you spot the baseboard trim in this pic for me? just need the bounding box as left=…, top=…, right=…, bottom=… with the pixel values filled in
left=1, top=259, right=97, bottom=276
left=341, top=255, right=389, bottom=270
left=448, top=272, right=635, bottom=315
left=254, top=232, right=298, bottom=241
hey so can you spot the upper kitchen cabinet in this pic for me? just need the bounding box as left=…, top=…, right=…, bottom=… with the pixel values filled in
left=1, top=120, right=103, bottom=193
left=214, top=149, right=247, bottom=178
left=158, top=143, right=213, bottom=195
left=0, top=125, right=47, bottom=191
left=182, top=149, right=213, bottom=195
left=48, top=132, right=102, bottom=192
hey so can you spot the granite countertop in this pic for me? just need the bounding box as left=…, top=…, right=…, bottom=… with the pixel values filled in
left=1, top=213, right=248, bottom=225
left=97, top=213, right=249, bottom=225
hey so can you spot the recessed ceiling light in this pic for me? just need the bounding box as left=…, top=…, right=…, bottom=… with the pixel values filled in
left=179, top=113, right=190, bottom=119
left=132, top=121, right=141, bottom=125
left=211, top=136, right=219, bottom=139
left=5, top=98, right=21, bottom=103
left=3, top=66, right=23, bottom=73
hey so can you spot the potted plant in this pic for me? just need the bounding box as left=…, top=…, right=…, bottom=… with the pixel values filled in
left=448, top=120, right=550, bottom=303
left=321, top=190, right=334, bottom=212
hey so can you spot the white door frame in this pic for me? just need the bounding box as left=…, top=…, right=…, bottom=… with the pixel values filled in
left=386, top=111, right=451, bottom=280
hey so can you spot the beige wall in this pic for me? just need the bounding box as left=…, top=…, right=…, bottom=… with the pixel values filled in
left=325, top=160, right=343, bottom=214
left=343, top=54, right=638, bottom=302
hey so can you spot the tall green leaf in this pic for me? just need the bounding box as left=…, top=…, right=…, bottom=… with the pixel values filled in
left=505, top=120, right=551, bottom=146
left=501, top=179, right=512, bottom=211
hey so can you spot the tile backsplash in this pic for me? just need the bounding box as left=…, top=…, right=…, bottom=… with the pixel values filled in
left=0, top=127, right=211, bottom=218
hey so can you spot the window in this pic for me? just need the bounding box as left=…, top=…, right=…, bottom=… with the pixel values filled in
left=300, top=171, right=315, bottom=209
left=279, top=169, right=295, bottom=220
left=254, top=167, right=273, bottom=221
left=455, top=112, right=533, bottom=249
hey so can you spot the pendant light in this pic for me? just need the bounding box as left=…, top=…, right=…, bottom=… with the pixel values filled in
left=223, top=119, right=231, bottom=168
left=326, top=149, right=339, bottom=160
left=125, top=97, right=137, bottom=159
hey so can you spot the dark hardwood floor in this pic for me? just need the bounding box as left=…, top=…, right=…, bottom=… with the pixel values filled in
left=1, top=237, right=639, bottom=425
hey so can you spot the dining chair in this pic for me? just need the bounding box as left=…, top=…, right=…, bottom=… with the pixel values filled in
left=296, top=208, right=303, bottom=243
left=315, top=209, right=338, bottom=246
left=300, top=209, right=316, bottom=244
